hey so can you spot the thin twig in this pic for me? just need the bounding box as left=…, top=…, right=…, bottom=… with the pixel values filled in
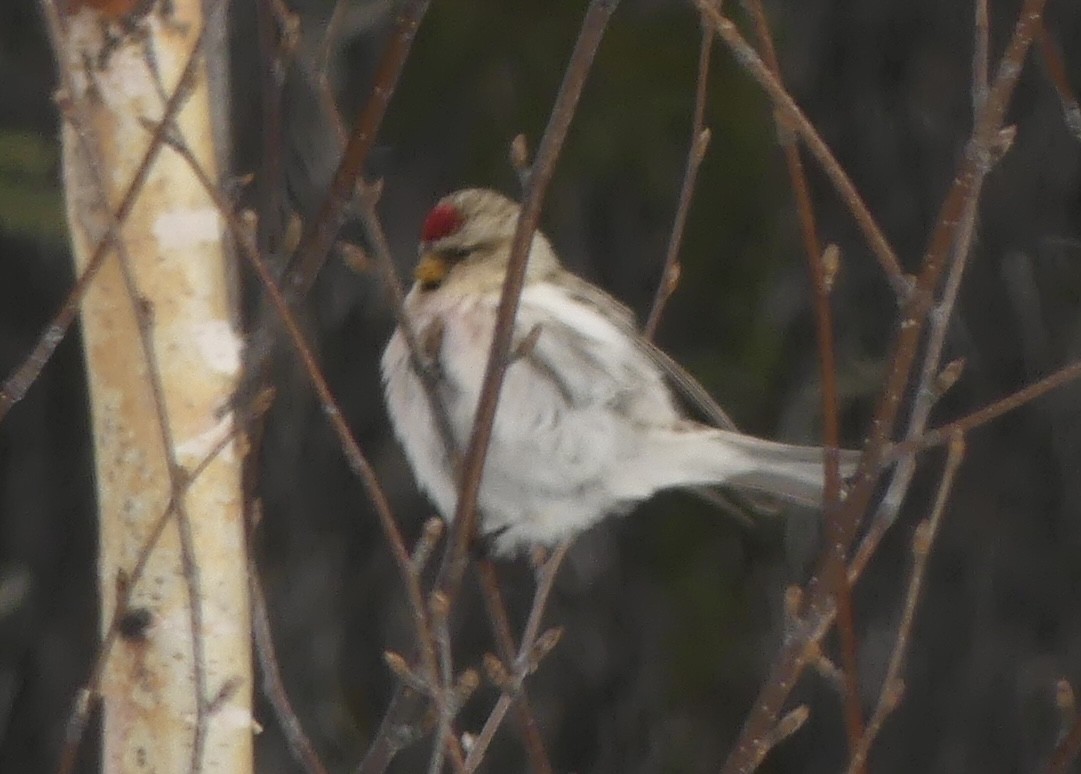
left=427, top=592, right=454, bottom=774
left=281, top=0, right=430, bottom=306
left=250, top=555, right=329, bottom=774
left=846, top=435, right=965, bottom=772
left=908, top=359, right=1081, bottom=454
left=318, top=0, right=350, bottom=86
left=1047, top=708, right=1081, bottom=773
left=355, top=188, right=555, bottom=773
left=242, top=0, right=430, bottom=379
left=462, top=543, right=570, bottom=772
left=974, top=0, right=989, bottom=114
left=849, top=0, right=1005, bottom=582
left=643, top=25, right=712, bottom=338
left=475, top=561, right=554, bottom=774
left=315, top=0, right=350, bottom=144
left=1036, top=23, right=1081, bottom=142
left=695, top=1, right=908, bottom=298
left=739, top=0, right=863, bottom=758
left=438, top=0, right=621, bottom=606
left=717, top=1, right=1049, bottom=769
left=821, top=0, right=1040, bottom=606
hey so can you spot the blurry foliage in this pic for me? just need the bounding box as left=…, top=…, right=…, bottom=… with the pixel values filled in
left=0, top=130, right=65, bottom=243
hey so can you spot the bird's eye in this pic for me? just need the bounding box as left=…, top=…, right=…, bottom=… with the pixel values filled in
left=443, top=246, right=471, bottom=261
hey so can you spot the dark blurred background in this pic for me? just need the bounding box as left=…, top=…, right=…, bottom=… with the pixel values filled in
left=4, top=0, right=1081, bottom=771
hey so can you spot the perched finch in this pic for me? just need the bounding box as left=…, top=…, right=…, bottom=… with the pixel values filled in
left=381, top=188, right=859, bottom=556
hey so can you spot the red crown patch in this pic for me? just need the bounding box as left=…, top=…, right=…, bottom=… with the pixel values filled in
left=421, top=203, right=463, bottom=243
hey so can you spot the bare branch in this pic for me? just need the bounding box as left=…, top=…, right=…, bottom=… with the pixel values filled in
left=439, top=0, right=621, bottom=604
left=717, top=1, right=1050, bottom=768
left=250, top=554, right=329, bottom=774
left=1036, top=23, right=1081, bottom=142
left=738, top=0, right=863, bottom=759
left=1047, top=679, right=1081, bottom=773
left=846, top=435, right=965, bottom=772
left=696, top=1, right=909, bottom=298
left=907, top=359, right=1081, bottom=454
left=281, top=0, right=430, bottom=307
left=644, top=25, right=712, bottom=338
left=973, top=0, right=989, bottom=114
left=461, top=542, right=571, bottom=772
left=475, top=561, right=554, bottom=774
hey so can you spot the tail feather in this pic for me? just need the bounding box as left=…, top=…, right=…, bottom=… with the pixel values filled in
left=627, top=428, right=862, bottom=508
left=715, top=430, right=862, bottom=506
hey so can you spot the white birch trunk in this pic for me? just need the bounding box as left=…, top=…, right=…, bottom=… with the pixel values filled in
left=54, top=2, right=253, bottom=771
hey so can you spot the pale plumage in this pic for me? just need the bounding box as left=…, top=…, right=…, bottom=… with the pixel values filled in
left=381, top=188, right=858, bottom=556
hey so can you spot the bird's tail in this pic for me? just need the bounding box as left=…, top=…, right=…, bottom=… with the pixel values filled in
left=639, top=428, right=862, bottom=507
left=726, top=433, right=863, bottom=505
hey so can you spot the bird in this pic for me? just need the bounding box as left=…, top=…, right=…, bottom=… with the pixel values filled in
left=381, top=188, right=860, bottom=557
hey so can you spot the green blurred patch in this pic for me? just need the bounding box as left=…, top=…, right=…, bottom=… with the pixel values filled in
left=0, top=129, right=65, bottom=243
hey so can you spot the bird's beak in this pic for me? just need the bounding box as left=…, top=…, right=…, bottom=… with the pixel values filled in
left=414, top=252, right=449, bottom=287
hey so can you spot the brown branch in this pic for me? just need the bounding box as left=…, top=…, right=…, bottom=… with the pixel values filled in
left=974, top=0, right=989, bottom=114
left=427, top=591, right=464, bottom=774
left=849, top=0, right=1005, bottom=585
left=643, top=25, right=712, bottom=338
left=438, top=0, right=620, bottom=604
left=1036, top=23, right=1081, bottom=142
left=462, top=543, right=570, bottom=772
left=239, top=0, right=429, bottom=385
left=250, top=554, right=329, bottom=774
left=281, top=0, right=430, bottom=306
left=317, top=0, right=350, bottom=89
left=846, top=435, right=965, bottom=772
left=908, top=358, right=1081, bottom=454
left=695, top=1, right=908, bottom=298
left=1047, top=697, right=1081, bottom=774
left=715, top=1, right=1049, bottom=770
left=355, top=189, right=554, bottom=772
left=475, top=561, right=554, bottom=774
left=826, top=0, right=1038, bottom=614
left=739, top=0, right=864, bottom=759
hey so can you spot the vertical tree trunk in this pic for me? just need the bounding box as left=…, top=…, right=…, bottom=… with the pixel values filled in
left=53, top=1, right=252, bottom=771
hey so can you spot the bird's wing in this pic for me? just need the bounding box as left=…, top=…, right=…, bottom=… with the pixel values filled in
left=513, top=281, right=678, bottom=422
left=555, top=274, right=740, bottom=431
